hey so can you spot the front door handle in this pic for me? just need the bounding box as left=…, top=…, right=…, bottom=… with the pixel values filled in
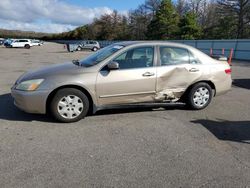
left=142, top=72, right=155, bottom=77
left=189, top=68, right=199, bottom=72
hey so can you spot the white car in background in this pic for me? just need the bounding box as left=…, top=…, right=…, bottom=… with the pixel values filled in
left=32, top=40, right=43, bottom=46
left=10, top=39, right=33, bottom=49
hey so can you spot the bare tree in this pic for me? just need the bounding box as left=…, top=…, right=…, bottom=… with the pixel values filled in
left=128, top=5, right=151, bottom=39
left=176, top=0, right=189, bottom=16
left=144, top=0, right=161, bottom=15
left=218, top=0, right=250, bottom=38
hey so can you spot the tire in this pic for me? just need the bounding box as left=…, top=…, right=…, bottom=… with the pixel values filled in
left=50, top=88, right=89, bottom=123
left=187, top=82, right=213, bottom=110
left=92, top=47, right=98, bottom=51
left=77, top=47, right=81, bottom=51
left=24, top=44, right=30, bottom=49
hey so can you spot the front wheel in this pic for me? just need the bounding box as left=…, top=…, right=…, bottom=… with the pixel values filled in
left=92, top=47, right=98, bottom=51
left=187, top=83, right=213, bottom=110
left=50, top=88, right=89, bottom=123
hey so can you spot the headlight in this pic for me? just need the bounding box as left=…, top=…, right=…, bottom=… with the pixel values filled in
left=15, top=79, right=44, bottom=91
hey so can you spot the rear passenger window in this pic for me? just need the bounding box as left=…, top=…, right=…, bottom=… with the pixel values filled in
left=160, top=47, right=190, bottom=66
left=114, top=47, right=154, bottom=69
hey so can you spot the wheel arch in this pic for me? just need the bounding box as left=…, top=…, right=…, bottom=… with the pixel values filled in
left=46, top=85, right=95, bottom=115
left=180, top=80, right=216, bottom=102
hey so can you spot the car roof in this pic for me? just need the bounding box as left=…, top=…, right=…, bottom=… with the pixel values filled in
left=114, top=41, right=195, bottom=49
left=113, top=41, right=216, bottom=65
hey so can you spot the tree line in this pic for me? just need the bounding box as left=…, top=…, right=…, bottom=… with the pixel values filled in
left=0, top=29, right=53, bottom=39
left=46, top=0, right=250, bottom=40
left=1, top=0, right=249, bottom=40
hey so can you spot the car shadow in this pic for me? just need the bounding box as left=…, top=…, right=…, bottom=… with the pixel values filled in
left=191, top=119, right=250, bottom=144
left=0, top=93, right=55, bottom=123
left=94, top=103, right=185, bottom=116
left=233, top=79, right=250, bottom=90
left=0, top=93, right=185, bottom=122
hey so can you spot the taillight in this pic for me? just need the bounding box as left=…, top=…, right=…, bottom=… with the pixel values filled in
left=225, top=69, right=231, bottom=74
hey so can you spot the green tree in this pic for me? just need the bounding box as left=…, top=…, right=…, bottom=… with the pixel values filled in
left=178, top=12, right=202, bottom=39
left=147, top=0, right=179, bottom=39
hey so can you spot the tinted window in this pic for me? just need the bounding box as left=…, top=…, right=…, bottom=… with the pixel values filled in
left=114, top=47, right=154, bottom=69
left=160, top=47, right=190, bottom=66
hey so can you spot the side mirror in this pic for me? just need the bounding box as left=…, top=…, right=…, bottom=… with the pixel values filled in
left=107, top=61, right=119, bottom=70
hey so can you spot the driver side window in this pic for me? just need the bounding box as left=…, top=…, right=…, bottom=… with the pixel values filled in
left=113, top=47, right=154, bottom=70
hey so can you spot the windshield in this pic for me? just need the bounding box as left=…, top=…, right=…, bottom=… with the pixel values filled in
left=80, top=44, right=124, bottom=67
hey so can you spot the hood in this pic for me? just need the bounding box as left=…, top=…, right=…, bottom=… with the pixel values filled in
left=17, top=62, right=86, bottom=83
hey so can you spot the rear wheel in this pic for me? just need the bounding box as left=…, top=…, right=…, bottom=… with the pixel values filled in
left=187, top=82, right=213, bottom=110
left=50, top=88, right=89, bottom=123
left=77, top=46, right=81, bottom=51
left=24, top=44, right=30, bottom=49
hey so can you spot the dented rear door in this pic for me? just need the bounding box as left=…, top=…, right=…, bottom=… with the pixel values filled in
left=155, top=46, right=203, bottom=100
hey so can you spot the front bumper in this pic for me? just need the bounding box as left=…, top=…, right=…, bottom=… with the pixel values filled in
left=11, top=88, right=49, bottom=114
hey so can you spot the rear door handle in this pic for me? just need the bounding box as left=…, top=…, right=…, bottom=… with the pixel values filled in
left=142, top=72, right=155, bottom=77
left=189, top=68, right=199, bottom=72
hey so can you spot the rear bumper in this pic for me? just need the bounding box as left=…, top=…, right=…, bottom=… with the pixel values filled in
left=11, top=89, right=49, bottom=114
left=215, top=77, right=232, bottom=96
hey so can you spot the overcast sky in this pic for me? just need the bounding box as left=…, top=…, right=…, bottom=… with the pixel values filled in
left=0, top=0, right=145, bottom=33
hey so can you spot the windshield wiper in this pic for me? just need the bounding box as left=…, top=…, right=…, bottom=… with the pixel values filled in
left=72, top=59, right=80, bottom=66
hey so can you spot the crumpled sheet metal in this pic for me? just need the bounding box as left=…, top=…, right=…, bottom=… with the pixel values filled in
left=155, top=88, right=185, bottom=101
left=155, top=66, right=205, bottom=101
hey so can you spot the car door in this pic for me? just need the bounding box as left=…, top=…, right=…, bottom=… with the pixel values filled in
left=12, top=40, right=19, bottom=47
left=19, top=40, right=26, bottom=47
left=84, top=41, right=91, bottom=49
left=155, top=46, right=203, bottom=100
left=96, top=46, right=157, bottom=105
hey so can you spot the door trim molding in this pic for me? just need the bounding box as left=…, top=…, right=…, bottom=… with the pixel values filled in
left=99, top=91, right=156, bottom=98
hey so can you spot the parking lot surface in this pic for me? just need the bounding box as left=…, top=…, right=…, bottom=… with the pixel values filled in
left=0, top=43, right=250, bottom=188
